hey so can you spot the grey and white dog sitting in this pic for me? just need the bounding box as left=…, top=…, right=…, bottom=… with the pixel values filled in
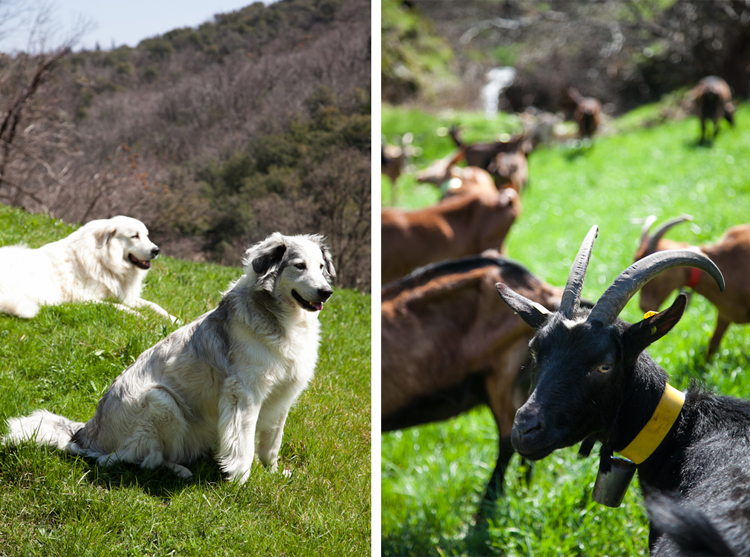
left=4, top=232, right=335, bottom=482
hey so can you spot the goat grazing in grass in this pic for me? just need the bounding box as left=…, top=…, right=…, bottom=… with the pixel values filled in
left=636, top=215, right=750, bottom=357
left=568, top=87, right=602, bottom=139
left=496, top=225, right=750, bottom=555
left=690, top=76, right=735, bottom=144
left=415, top=150, right=498, bottom=199
left=381, top=188, right=520, bottom=284
left=488, top=145, right=530, bottom=193
left=449, top=126, right=529, bottom=169
left=447, top=126, right=531, bottom=192
left=382, top=253, right=562, bottom=512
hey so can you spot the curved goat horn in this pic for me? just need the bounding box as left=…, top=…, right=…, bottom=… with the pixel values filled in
left=587, top=250, right=724, bottom=326
left=644, top=215, right=692, bottom=254
left=559, top=225, right=598, bottom=318
left=638, top=215, right=658, bottom=247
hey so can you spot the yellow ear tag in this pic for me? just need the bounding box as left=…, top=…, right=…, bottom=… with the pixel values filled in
left=643, top=311, right=658, bottom=319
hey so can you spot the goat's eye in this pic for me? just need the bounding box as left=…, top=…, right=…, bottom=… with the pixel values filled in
left=597, top=364, right=612, bottom=374
left=295, top=263, right=306, bottom=270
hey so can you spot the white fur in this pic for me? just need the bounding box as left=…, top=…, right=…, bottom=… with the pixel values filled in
left=4, top=232, right=335, bottom=482
left=0, top=215, right=175, bottom=321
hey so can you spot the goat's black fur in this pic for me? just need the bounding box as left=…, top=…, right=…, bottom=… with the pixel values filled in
left=647, top=493, right=739, bottom=556
left=640, top=387, right=750, bottom=555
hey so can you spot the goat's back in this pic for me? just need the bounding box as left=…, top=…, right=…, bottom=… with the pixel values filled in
left=382, top=255, right=559, bottom=427
left=648, top=494, right=738, bottom=557
left=381, top=190, right=520, bottom=283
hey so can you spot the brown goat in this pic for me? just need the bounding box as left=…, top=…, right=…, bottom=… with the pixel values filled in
left=381, top=134, right=414, bottom=206
left=568, top=87, right=602, bottom=139
left=381, top=144, right=405, bottom=185
left=415, top=149, right=498, bottom=199
left=382, top=144, right=405, bottom=206
left=690, top=76, right=735, bottom=143
left=448, top=126, right=531, bottom=191
left=382, top=254, right=563, bottom=509
left=636, top=215, right=750, bottom=356
left=488, top=145, right=529, bottom=193
left=381, top=188, right=521, bottom=284
left=448, top=125, right=529, bottom=172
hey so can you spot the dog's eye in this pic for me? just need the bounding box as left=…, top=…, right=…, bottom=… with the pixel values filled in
left=295, top=263, right=306, bottom=270
left=132, top=233, right=140, bottom=239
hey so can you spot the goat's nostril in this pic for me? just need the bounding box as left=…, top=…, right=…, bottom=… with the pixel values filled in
left=514, top=414, right=543, bottom=436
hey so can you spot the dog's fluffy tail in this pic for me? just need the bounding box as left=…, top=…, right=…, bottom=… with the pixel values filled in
left=5, top=409, right=84, bottom=451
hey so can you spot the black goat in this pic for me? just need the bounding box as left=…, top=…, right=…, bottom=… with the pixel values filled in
left=496, top=226, right=750, bottom=555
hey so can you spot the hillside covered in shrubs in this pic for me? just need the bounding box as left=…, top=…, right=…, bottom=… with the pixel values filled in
left=0, top=0, right=371, bottom=289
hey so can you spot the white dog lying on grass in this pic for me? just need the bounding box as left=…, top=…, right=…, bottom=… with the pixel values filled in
left=0, top=215, right=175, bottom=321
left=5, top=232, right=335, bottom=482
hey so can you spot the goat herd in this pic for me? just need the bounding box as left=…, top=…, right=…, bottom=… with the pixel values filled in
left=381, top=76, right=749, bottom=556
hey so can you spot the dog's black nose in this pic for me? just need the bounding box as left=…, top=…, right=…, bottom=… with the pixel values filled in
left=318, top=288, right=333, bottom=301
left=151, top=247, right=160, bottom=259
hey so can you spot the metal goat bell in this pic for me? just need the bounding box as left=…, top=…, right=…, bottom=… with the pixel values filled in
left=592, top=457, right=636, bottom=507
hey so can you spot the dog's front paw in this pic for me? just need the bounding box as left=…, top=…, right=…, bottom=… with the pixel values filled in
left=225, top=463, right=252, bottom=484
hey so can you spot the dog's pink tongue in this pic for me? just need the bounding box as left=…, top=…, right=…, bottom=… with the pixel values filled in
left=313, top=302, right=323, bottom=311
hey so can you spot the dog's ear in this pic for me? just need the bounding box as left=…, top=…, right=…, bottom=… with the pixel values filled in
left=94, top=225, right=117, bottom=249
left=249, top=236, right=287, bottom=276
left=322, top=246, right=336, bottom=280
left=307, top=235, right=336, bottom=280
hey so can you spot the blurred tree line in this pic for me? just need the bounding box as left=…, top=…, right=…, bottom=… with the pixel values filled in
left=383, top=0, right=750, bottom=115
left=0, top=0, right=371, bottom=290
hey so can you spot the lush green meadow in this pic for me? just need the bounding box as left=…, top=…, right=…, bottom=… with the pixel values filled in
left=0, top=205, right=371, bottom=556
left=381, top=102, right=750, bottom=555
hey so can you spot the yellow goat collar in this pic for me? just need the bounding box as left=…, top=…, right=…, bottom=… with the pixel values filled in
left=617, top=383, right=685, bottom=465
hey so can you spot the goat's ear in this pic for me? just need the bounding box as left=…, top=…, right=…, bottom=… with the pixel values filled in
left=250, top=240, right=287, bottom=275
left=94, top=225, right=117, bottom=249
left=623, top=293, right=687, bottom=355
left=496, top=282, right=551, bottom=330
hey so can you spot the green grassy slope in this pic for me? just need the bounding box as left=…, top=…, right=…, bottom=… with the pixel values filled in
left=0, top=205, right=371, bottom=556
left=381, top=103, right=750, bottom=556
